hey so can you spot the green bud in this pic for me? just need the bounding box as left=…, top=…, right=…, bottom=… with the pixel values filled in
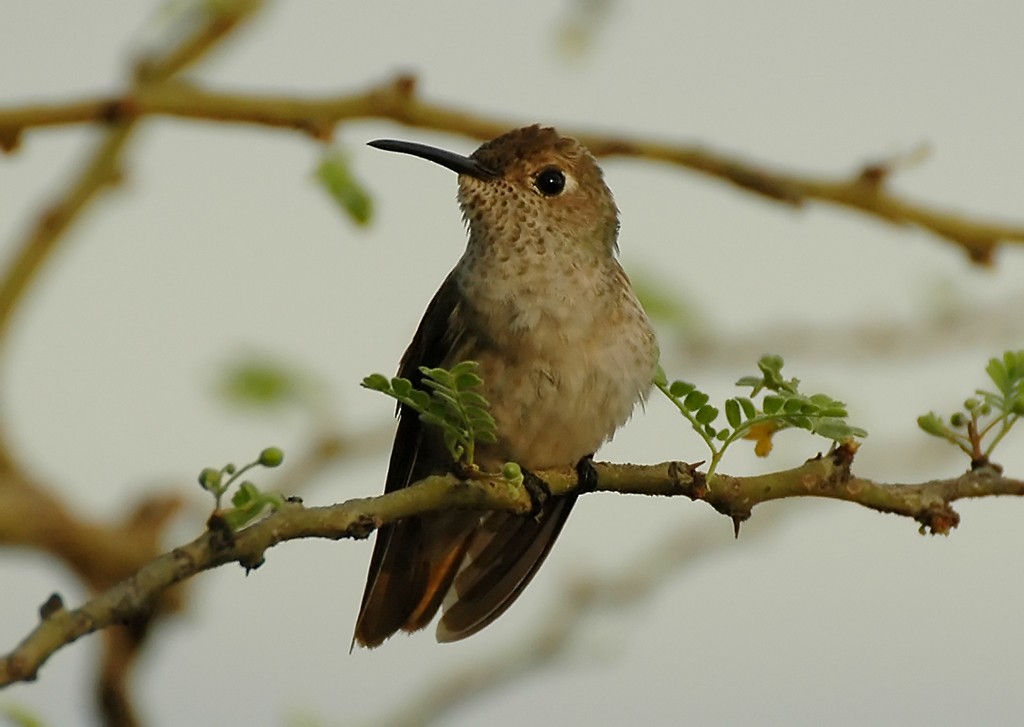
left=258, top=447, right=284, bottom=468
left=198, top=467, right=221, bottom=490
left=916, top=413, right=946, bottom=437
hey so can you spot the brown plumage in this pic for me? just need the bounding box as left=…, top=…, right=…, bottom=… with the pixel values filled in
left=354, top=126, right=659, bottom=647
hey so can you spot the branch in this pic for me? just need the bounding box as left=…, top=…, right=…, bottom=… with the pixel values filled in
left=0, top=4, right=263, bottom=723
left=3, top=75, right=1021, bottom=264
left=3, top=445, right=1022, bottom=687
left=0, top=0, right=261, bottom=344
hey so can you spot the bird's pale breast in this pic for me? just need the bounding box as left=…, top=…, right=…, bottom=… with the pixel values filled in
left=453, top=250, right=658, bottom=470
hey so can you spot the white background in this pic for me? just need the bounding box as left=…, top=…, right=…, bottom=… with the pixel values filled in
left=2, top=2, right=1024, bottom=725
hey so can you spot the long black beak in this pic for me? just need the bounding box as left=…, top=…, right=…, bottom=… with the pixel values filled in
left=368, top=139, right=498, bottom=180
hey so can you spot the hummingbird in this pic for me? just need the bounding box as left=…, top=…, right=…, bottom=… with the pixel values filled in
left=353, top=125, right=659, bottom=647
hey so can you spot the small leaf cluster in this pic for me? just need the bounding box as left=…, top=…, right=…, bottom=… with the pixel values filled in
left=315, top=150, right=373, bottom=226
left=657, top=354, right=866, bottom=476
left=220, top=361, right=301, bottom=407
left=918, top=350, right=1024, bottom=462
left=363, top=361, right=497, bottom=468
left=198, top=447, right=286, bottom=530
left=1, top=703, right=45, bottom=727
left=218, top=357, right=329, bottom=416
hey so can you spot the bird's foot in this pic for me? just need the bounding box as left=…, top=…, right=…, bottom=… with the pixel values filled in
left=575, top=454, right=599, bottom=493
left=520, top=467, right=552, bottom=518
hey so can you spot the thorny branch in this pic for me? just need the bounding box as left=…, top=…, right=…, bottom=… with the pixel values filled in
left=2, top=444, right=1023, bottom=688
left=3, top=75, right=1023, bottom=264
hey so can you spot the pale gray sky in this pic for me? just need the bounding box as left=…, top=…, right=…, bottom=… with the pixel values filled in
left=2, top=2, right=1024, bottom=726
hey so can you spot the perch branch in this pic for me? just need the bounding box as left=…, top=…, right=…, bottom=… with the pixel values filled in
left=2, top=445, right=1022, bottom=687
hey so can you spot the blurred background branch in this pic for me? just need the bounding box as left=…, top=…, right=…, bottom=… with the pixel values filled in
left=4, top=74, right=1022, bottom=263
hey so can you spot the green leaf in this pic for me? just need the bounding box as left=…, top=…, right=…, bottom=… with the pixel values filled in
left=683, top=390, right=709, bottom=411
left=758, top=354, right=785, bottom=385
left=316, top=151, right=373, bottom=226
left=669, top=380, right=696, bottom=398
left=631, top=274, right=703, bottom=329
left=1006, top=350, right=1024, bottom=381
left=695, top=405, right=719, bottom=425
left=420, top=367, right=453, bottom=387
left=763, top=395, right=783, bottom=415
left=221, top=361, right=300, bottom=406
left=362, top=373, right=390, bottom=391
left=783, top=398, right=805, bottom=415
left=1, top=703, right=47, bottom=727
left=986, top=356, right=1010, bottom=395
left=786, top=415, right=812, bottom=430
left=459, top=391, right=491, bottom=409
left=455, top=371, right=484, bottom=389
left=364, top=361, right=496, bottom=469
left=409, top=389, right=431, bottom=411
left=813, top=419, right=863, bottom=440
left=419, top=411, right=448, bottom=430
left=653, top=365, right=668, bottom=388
left=449, top=360, right=478, bottom=376
left=725, top=398, right=741, bottom=428
left=738, top=397, right=757, bottom=419
left=391, top=377, right=413, bottom=398
left=429, top=389, right=462, bottom=410
left=232, top=481, right=259, bottom=508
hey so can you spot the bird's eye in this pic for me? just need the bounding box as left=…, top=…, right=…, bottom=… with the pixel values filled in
left=534, top=167, right=566, bottom=196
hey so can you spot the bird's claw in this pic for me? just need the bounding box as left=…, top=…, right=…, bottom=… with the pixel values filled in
left=521, top=468, right=552, bottom=518
left=575, top=454, right=599, bottom=493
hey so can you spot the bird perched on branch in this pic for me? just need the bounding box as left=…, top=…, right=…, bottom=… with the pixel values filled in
left=354, top=125, right=659, bottom=647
